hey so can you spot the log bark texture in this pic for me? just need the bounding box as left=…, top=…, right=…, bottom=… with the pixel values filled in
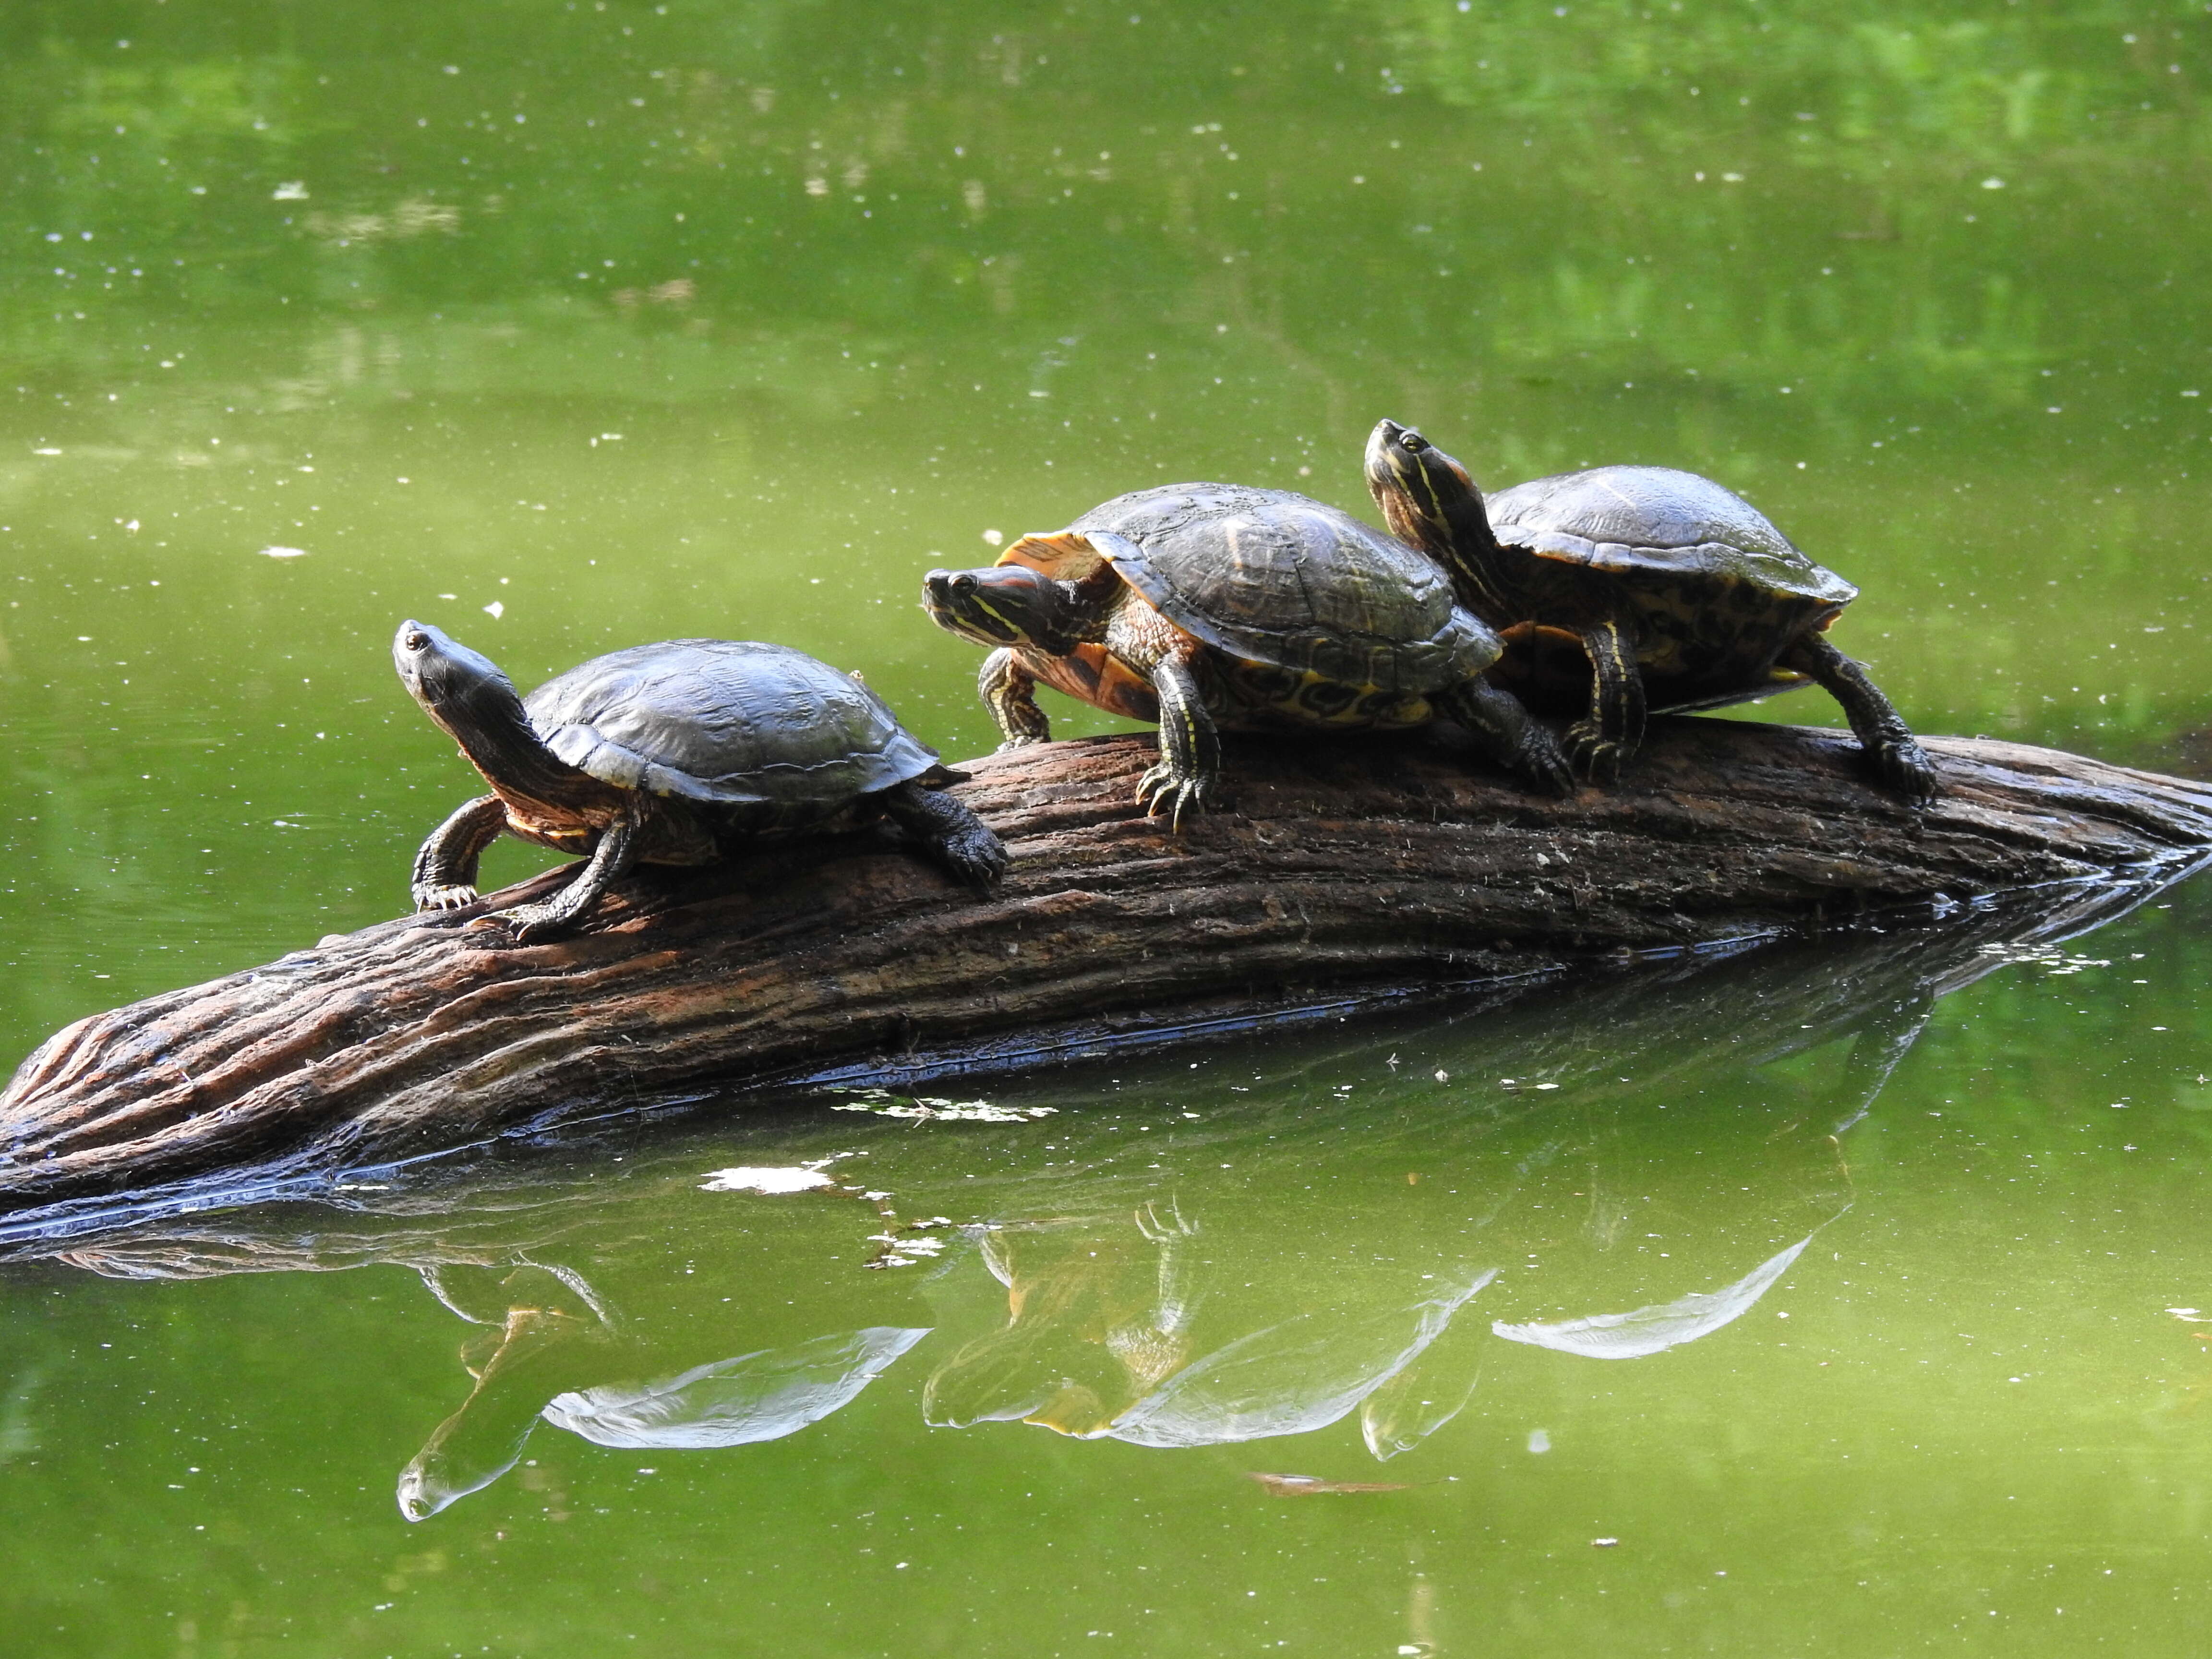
left=3, top=719, right=2210, bottom=1212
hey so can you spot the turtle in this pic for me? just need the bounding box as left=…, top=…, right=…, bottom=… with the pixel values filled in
left=393, top=621, right=1006, bottom=940
left=920, top=483, right=1571, bottom=827
left=1364, top=420, right=1936, bottom=803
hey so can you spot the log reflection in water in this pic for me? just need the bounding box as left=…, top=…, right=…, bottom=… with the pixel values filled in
left=0, top=871, right=2180, bottom=1516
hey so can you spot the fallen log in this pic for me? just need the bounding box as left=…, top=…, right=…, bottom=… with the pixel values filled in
left=3, top=718, right=2210, bottom=1213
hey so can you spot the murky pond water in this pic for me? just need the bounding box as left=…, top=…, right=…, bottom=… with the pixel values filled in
left=4, top=4, right=2212, bottom=1654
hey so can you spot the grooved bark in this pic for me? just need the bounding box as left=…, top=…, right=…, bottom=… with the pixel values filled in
left=3, top=719, right=2209, bottom=1214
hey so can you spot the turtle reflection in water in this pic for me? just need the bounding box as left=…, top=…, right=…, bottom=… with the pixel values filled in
left=922, top=483, right=1571, bottom=827
left=1365, top=420, right=1936, bottom=801
left=922, top=1202, right=1501, bottom=1455
left=394, top=621, right=1005, bottom=941
left=394, top=1259, right=929, bottom=1522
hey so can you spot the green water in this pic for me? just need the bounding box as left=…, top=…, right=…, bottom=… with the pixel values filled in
left=4, top=1, right=2212, bottom=1653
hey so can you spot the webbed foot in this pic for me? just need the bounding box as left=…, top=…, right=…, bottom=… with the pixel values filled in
left=1872, top=736, right=1939, bottom=807
left=1134, top=762, right=1226, bottom=831
left=1439, top=680, right=1575, bottom=796
left=877, top=780, right=1010, bottom=892
left=460, top=903, right=573, bottom=946
left=1512, top=722, right=1577, bottom=796
left=936, top=819, right=1010, bottom=891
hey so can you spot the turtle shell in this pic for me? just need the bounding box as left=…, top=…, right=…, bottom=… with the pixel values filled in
left=1484, top=466, right=1856, bottom=609
left=1017, top=483, right=1500, bottom=693
left=525, top=640, right=941, bottom=808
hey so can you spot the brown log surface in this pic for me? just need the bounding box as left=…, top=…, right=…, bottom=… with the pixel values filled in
left=4, top=718, right=2210, bottom=1212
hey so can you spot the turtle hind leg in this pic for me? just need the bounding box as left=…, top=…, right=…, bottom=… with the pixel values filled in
left=1782, top=633, right=1937, bottom=806
left=878, top=780, right=1009, bottom=892
left=412, top=793, right=509, bottom=912
left=1436, top=679, right=1574, bottom=795
left=980, top=648, right=1052, bottom=750
left=1563, top=618, right=1646, bottom=785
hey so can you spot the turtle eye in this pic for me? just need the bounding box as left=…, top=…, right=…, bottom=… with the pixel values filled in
left=1399, top=432, right=1428, bottom=453
left=952, top=573, right=978, bottom=595
left=404, top=631, right=429, bottom=651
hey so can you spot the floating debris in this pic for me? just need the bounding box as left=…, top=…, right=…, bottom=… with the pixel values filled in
left=259, top=545, right=307, bottom=559
left=697, top=1166, right=837, bottom=1194
left=834, top=1088, right=1054, bottom=1123
left=1245, top=1472, right=1416, bottom=1497
left=1975, top=944, right=2111, bottom=975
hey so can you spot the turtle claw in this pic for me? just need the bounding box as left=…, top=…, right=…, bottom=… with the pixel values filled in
left=414, top=883, right=481, bottom=913
left=1520, top=727, right=1578, bottom=795
left=1134, top=763, right=1223, bottom=831
left=995, top=734, right=1048, bottom=754
left=459, top=904, right=567, bottom=946
left=1874, top=738, right=1939, bottom=808
left=941, top=828, right=1010, bottom=892
left=1563, top=722, right=1624, bottom=788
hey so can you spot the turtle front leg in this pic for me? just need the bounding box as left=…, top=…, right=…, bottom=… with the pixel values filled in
left=1565, top=617, right=1646, bottom=786
left=877, top=779, right=1010, bottom=892
left=1782, top=633, right=1937, bottom=806
left=1435, top=679, right=1575, bottom=795
left=980, top=648, right=1052, bottom=749
left=484, top=807, right=644, bottom=942
left=1136, top=647, right=1225, bottom=830
left=412, top=793, right=509, bottom=912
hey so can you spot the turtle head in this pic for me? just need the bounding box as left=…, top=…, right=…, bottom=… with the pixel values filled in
left=1365, top=419, right=1498, bottom=558
left=393, top=620, right=521, bottom=720
left=392, top=617, right=542, bottom=780
left=922, top=565, right=1089, bottom=656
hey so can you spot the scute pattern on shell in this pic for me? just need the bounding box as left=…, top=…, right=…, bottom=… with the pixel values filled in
left=525, top=639, right=941, bottom=807
left=1070, top=483, right=1501, bottom=692
left=1486, top=466, right=1858, bottom=608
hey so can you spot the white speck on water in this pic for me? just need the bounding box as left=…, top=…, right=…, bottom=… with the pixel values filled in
left=1981, top=177, right=2006, bottom=189
left=482, top=600, right=505, bottom=619
left=698, top=1166, right=837, bottom=1194
left=33, top=447, right=61, bottom=457
left=259, top=546, right=306, bottom=558
left=1527, top=1428, right=1551, bottom=1454
left=272, top=181, right=309, bottom=200
left=982, top=528, right=1003, bottom=545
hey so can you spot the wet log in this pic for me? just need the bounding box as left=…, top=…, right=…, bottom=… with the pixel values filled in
left=3, top=718, right=2210, bottom=1214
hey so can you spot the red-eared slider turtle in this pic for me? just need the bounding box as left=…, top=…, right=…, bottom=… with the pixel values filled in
left=395, top=621, right=1006, bottom=940
left=920, top=483, right=1570, bottom=826
left=1364, top=421, right=1935, bottom=803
